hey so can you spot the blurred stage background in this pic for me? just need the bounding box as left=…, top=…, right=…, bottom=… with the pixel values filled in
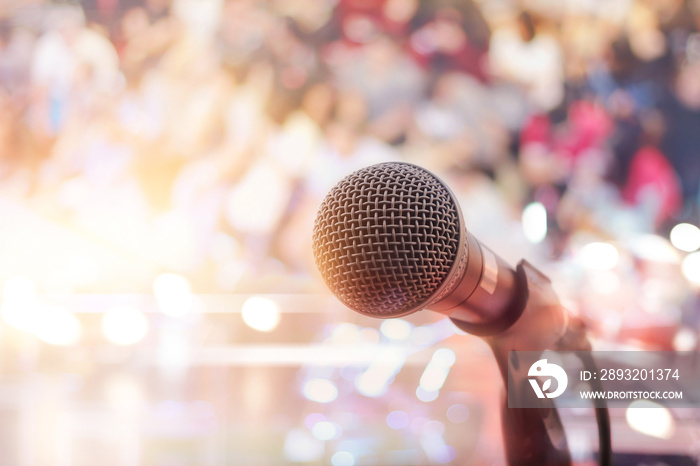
left=1, top=0, right=700, bottom=464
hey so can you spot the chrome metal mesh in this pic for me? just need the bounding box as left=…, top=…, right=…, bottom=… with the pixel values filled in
left=312, top=163, right=460, bottom=316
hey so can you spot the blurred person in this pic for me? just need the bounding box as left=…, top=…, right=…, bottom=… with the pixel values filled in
left=588, top=35, right=661, bottom=113
left=605, top=90, right=645, bottom=191
left=219, top=59, right=274, bottom=175
left=334, top=0, right=418, bottom=44
left=269, top=83, right=332, bottom=178
left=215, top=0, right=268, bottom=73
left=555, top=148, right=628, bottom=239
left=519, top=100, right=613, bottom=189
left=658, top=61, right=700, bottom=208
left=588, top=34, right=669, bottom=199
left=272, top=0, right=337, bottom=41
left=221, top=81, right=332, bottom=270
left=142, top=0, right=173, bottom=23
left=0, top=17, right=36, bottom=189
left=529, top=100, right=613, bottom=161
left=306, top=89, right=399, bottom=196
left=117, top=1, right=181, bottom=71
left=172, top=0, right=223, bottom=44
left=155, top=37, right=229, bottom=159
left=29, top=4, right=120, bottom=136
left=262, top=17, right=326, bottom=127
left=0, top=18, right=34, bottom=95
left=81, top=0, right=121, bottom=29
left=0, top=91, right=35, bottom=190
left=621, top=111, right=682, bottom=227
left=489, top=10, right=564, bottom=112
left=653, top=0, right=698, bottom=60
left=47, top=101, right=145, bottom=220
left=626, top=0, right=672, bottom=71
left=409, top=0, right=491, bottom=81
left=116, top=65, right=165, bottom=143
left=332, top=34, right=425, bottom=144
left=411, top=72, right=512, bottom=173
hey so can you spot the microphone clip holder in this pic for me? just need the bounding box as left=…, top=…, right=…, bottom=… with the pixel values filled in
left=451, top=260, right=606, bottom=466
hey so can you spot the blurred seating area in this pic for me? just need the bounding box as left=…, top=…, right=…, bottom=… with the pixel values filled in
left=1, top=0, right=700, bottom=464
left=0, top=0, right=699, bottom=284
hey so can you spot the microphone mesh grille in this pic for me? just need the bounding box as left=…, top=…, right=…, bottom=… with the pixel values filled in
left=312, top=163, right=460, bottom=317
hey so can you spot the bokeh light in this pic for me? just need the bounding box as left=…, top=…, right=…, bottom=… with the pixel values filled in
left=380, top=319, right=412, bottom=340
left=241, top=296, right=281, bottom=332
left=522, top=202, right=547, bottom=244
left=1, top=276, right=41, bottom=331
left=578, top=242, right=619, bottom=270
left=331, top=451, right=355, bottom=466
left=416, top=386, right=439, bottom=402
left=311, top=421, right=340, bottom=440
left=0, top=0, right=696, bottom=463
left=419, top=348, right=456, bottom=392
left=101, top=306, right=149, bottom=345
left=153, top=273, right=193, bottom=317
left=33, top=306, right=82, bottom=346
left=356, top=349, right=405, bottom=397
left=673, top=327, right=697, bottom=351
left=670, top=223, right=700, bottom=252
left=386, top=410, right=410, bottom=429
left=626, top=401, right=675, bottom=439
left=284, top=429, right=324, bottom=462
left=681, top=251, right=700, bottom=285
left=302, top=378, right=338, bottom=403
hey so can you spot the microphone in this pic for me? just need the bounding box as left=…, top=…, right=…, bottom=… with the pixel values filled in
left=312, top=162, right=524, bottom=335
left=312, top=162, right=611, bottom=466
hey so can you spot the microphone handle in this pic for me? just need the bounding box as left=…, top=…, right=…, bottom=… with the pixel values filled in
left=452, top=260, right=592, bottom=466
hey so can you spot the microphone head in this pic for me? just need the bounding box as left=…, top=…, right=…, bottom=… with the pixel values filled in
left=312, top=162, right=462, bottom=318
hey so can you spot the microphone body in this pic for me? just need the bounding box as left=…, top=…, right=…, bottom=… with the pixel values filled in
left=312, top=162, right=564, bottom=337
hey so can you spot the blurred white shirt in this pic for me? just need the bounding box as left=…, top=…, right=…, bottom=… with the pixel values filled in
left=489, top=29, right=564, bottom=112
left=31, top=28, right=119, bottom=95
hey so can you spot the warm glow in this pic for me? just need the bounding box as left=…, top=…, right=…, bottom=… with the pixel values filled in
left=241, top=296, right=281, bottom=332
left=102, top=306, right=150, bottom=345
left=578, top=242, right=619, bottom=270
left=33, top=306, right=82, bottom=346
left=1, top=277, right=41, bottom=331
left=153, top=273, right=193, bottom=317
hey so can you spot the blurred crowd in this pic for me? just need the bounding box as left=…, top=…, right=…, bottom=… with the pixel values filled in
left=1, top=0, right=699, bottom=284
left=1, top=1, right=700, bottom=464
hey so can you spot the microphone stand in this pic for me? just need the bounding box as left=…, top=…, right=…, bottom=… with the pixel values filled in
left=451, top=260, right=611, bottom=466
